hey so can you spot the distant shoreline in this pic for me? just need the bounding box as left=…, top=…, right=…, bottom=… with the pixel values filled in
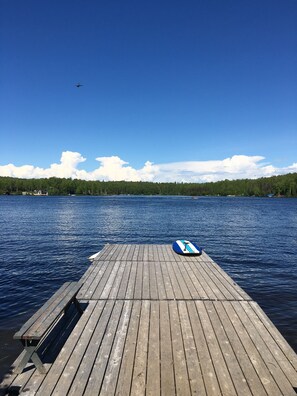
left=1, top=193, right=293, bottom=198
left=1, top=173, right=296, bottom=197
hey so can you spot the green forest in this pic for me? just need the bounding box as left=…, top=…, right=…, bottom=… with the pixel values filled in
left=0, top=172, right=297, bottom=197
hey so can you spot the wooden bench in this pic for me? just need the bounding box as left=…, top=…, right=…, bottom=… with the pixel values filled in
left=13, top=282, right=83, bottom=374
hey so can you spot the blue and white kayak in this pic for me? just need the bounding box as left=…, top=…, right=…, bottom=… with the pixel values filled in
left=172, top=240, right=202, bottom=256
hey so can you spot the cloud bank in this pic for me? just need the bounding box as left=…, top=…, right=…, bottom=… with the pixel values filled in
left=0, top=151, right=296, bottom=183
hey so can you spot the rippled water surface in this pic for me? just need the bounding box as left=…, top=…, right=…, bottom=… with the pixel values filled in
left=0, top=195, right=296, bottom=351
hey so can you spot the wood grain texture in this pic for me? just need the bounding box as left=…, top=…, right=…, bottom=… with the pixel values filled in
left=3, top=244, right=297, bottom=396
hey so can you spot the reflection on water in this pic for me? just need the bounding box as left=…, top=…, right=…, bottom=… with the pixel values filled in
left=54, top=199, right=85, bottom=242
left=100, top=204, right=127, bottom=236
left=0, top=195, right=296, bottom=351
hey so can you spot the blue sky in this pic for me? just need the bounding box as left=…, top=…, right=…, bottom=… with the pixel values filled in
left=1, top=0, right=296, bottom=182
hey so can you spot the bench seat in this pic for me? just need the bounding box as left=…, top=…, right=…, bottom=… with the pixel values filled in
left=14, top=281, right=82, bottom=373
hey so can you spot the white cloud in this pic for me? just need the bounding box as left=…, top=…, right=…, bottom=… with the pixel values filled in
left=0, top=151, right=86, bottom=179
left=0, top=151, right=295, bottom=183
left=153, top=155, right=279, bottom=182
left=287, top=163, right=297, bottom=172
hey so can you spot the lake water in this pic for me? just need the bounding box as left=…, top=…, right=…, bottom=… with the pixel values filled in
left=0, top=195, right=296, bottom=352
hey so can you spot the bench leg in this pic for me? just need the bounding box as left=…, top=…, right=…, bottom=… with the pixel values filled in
left=63, top=298, right=83, bottom=316
left=74, top=298, right=84, bottom=314
left=14, top=345, right=46, bottom=374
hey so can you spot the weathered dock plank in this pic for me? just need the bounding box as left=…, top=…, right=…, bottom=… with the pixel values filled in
left=146, top=300, right=160, bottom=396
left=100, top=300, right=132, bottom=396
left=223, top=301, right=285, bottom=395
left=169, top=300, right=191, bottom=396
left=78, top=246, right=253, bottom=302
left=130, top=300, right=150, bottom=396
left=159, top=300, right=176, bottom=395
left=1, top=244, right=296, bottom=396
left=115, top=301, right=141, bottom=396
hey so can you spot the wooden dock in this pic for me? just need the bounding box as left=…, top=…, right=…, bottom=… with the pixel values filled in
left=1, top=244, right=297, bottom=395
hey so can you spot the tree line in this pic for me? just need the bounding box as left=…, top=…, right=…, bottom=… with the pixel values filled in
left=0, top=172, right=297, bottom=197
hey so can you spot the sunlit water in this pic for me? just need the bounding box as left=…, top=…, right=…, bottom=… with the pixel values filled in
left=0, top=195, right=296, bottom=351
